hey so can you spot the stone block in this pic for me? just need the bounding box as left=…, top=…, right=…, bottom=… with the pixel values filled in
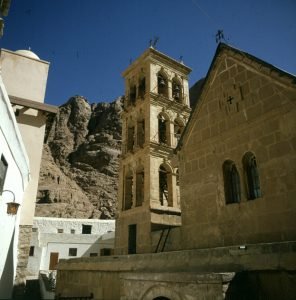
left=269, top=141, right=292, bottom=159
left=246, top=102, right=262, bottom=121
left=262, top=94, right=281, bottom=112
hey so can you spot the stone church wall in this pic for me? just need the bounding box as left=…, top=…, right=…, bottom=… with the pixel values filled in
left=179, top=51, right=296, bottom=250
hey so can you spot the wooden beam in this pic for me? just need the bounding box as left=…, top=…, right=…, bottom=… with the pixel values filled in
left=9, top=96, right=58, bottom=114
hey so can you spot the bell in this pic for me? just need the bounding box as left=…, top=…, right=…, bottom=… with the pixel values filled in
left=158, top=77, right=166, bottom=87
left=174, top=84, right=180, bottom=92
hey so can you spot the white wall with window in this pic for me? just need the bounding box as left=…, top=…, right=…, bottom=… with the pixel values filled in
left=27, top=217, right=115, bottom=278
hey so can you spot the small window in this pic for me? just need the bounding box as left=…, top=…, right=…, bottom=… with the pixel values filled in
left=0, top=155, right=8, bottom=194
left=129, top=84, right=136, bottom=105
left=223, top=160, right=241, bottom=204
left=29, top=246, right=35, bottom=256
left=90, top=253, right=98, bottom=257
left=57, top=229, right=64, bottom=233
left=32, top=228, right=38, bottom=232
left=138, top=77, right=146, bottom=98
left=70, top=229, right=75, bottom=234
left=243, top=152, right=261, bottom=200
left=82, top=225, right=92, bottom=234
left=124, top=170, right=133, bottom=210
left=100, top=248, right=113, bottom=256
left=68, top=248, right=77, bottom=256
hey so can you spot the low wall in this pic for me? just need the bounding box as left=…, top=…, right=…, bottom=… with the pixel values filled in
left=56, top=241, right=296, bottom=300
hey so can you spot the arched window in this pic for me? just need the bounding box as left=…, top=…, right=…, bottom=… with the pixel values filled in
left=127, top=125, right=135, bottom=152
left=159, top=165, right=169, bottom=206
left=243, top=152, right=261, bottom=200
left=157, top=73, right=168, bottom=97
left=136, top=166, right=144, bottom=207
left=138, top=77, right=146, bottom=99
left=223, top=160, right=241, bottom=204
left=137, top=119, right=145, bottom=147
left=158, top=113, right=169, bottom=145
left=172, top=79, right=182, bottom=102
left=124, top=170, right=133, bottom=210
left=174, top=118, right=184, bottom=146
left=129, top=84, right=136, bottom=105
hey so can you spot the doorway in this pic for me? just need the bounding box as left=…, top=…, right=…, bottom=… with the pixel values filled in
left=49, top=252, right=59, bottom=270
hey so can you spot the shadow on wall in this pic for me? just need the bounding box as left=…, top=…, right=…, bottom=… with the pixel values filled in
left=81, top=234, right=114, bottom=257
left=0, top=229, right=15, bottom=299
left=225, top=271, right=296, bottom=300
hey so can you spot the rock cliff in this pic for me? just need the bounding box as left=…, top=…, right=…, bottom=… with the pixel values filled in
left=35, top=96, right=123, bottom=219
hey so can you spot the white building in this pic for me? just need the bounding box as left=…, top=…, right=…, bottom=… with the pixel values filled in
left=0, top=47, right=57, bottom=299
left=0, top=71, right=30, bottom=299
left=27, top=217, right=115, bottom=278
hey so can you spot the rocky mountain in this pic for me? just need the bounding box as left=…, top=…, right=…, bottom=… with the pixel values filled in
left=35, top=96, right=123, bottom=219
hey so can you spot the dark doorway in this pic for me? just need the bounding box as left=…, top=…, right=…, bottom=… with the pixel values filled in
left=128, top=224, right=137, bottom=254
left=49, top=252, right=59, bottom=270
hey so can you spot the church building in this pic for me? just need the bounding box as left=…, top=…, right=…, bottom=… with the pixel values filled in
left=56, top=43, right=296, bottom=300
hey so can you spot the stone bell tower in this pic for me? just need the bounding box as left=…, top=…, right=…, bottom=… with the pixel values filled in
left=115, top=47, right=191, bottom=254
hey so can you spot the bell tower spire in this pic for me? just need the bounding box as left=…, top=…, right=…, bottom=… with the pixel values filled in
left=115, top=47, right=191, bottom=254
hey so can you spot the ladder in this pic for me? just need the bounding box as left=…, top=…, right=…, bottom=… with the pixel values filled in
left=155, top=228, right=171, bottom=253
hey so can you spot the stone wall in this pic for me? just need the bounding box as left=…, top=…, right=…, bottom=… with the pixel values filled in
left=56, top=241, right=296, bottom=300
left=179, top=47, right=296, bottom=250
left=13, top=225, right=32, bottom=299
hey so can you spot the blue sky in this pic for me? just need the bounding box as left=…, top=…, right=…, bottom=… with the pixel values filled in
left=1, top=0, right=295, bottom=106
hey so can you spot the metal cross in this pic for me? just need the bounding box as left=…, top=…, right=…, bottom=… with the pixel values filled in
left=227, top=96, right=234, bottom=104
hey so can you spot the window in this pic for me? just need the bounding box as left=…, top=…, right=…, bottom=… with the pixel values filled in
left=90, top=253, right=98, bottom=257
left=174, top=119, right=184, bottom=146
left=136, top=167, right=144, bottom=207
left=57, top=229, right=63, bottom=233
left=129, top=84, right=136, bottom=105
left=157, top=73, right=168, bottom=97
left=70, top=229, right=75, bottom=234
left=172, top=79, right=182, bottom=102
left=100, top=248, right=114, bottom=256
left=137, top=120, right=145, bottom=147
left=0, top=155, right=8, bottom=194
left=124, top=170, right=133, bottom=210
left=159, top=165, right=172, bottom=206
left=68, top=248, right=77, bottom=256
left=223, top=160, right=241, bottom=204
left=32, top=228, right=38, bottom=232
left=138, top=77, right=146, bottom=98
left=82, top=225, right=92, bottom=234
left=29, top=246, right=35, bottom=256
left=243, top=152, right=261, bottom=200
left=127, top=125, right=135, bottom=152
left=158, top=114, right=170, bottom=145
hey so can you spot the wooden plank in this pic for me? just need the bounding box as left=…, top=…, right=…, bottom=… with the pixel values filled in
left=9, top=96, right=58, bottom=114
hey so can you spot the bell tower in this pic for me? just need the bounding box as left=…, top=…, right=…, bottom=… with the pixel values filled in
left=115, top=47, right=191, bottom=254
